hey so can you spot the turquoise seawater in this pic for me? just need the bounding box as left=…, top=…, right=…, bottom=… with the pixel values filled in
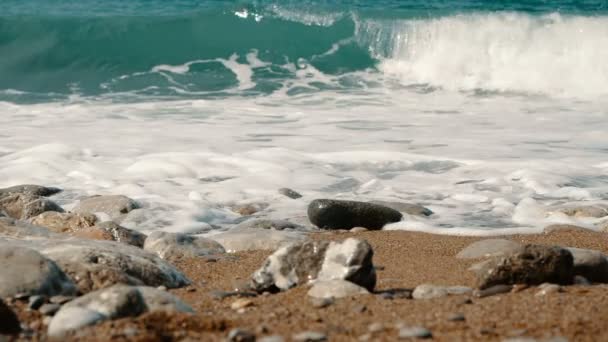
left=1, top=0, right=607, bottom=102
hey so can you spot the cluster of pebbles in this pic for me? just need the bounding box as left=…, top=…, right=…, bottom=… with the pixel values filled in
left=1, top=184, right=608, bottom=341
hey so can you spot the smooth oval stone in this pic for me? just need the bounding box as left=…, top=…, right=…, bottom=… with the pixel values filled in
left=308, top=199, right=402, bottom=230
left=307, top=280, right=369, bottom=299
left=48, top=307, right=106, bottom=337
left=456, top=239, right=523, bottom=259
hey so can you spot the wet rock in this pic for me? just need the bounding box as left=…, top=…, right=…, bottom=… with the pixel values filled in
left=227, top=328, right=256, bottom=342
left=308, top=199, right=402, bottom=230
left=49, top=285, right=193, bottom=337
left=456, top=239, right=523, bottom=259
left=29, top=211, right=97, bottom=233
left=235, top=219, right=304, bottom=231
left=72, top=195, right=138, bottom=220
left=474, top=245, right=574, bottom=289
left=0, top=246, right=77, bottom=298
left=293, top=331, right=327, bottom=342
left=70, top=221, right=146, bottom=247
left=535, top=283, right=562, bottom=296
left=412, top=284, right=472, bottom=299
left=565, top=247, right=608, bottom=283
left=0, top=298, right=21, bottom=335
left=210, top=228, right=309, bottom=252
left=0, top=218, right=59, bottom=239
left=398, top=326, right=432, bottom=339
left=558, top=205, right=608, bottom=218
left=39, top=303, right=61, bottom=316
left=0, top=238, right=189, bottom=293
left=0, top=184, right=61, bottom=197
left=47, top=307, right=106, bottom=337
left=144, top=231, right=225, bottom=260
left=232, top=203, right=269, bottom=216
left=307, top=280, right=369, bottom=299
left=278, top=188, right=302, bottom=199
left=370, top=200, right=433, bottom=217
left=0, top=193, right=64, bottom=220
left=250, top=238, right=376, bottom=292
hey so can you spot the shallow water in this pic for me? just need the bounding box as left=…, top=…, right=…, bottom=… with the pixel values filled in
left=1, top=1, right=607, bottom=235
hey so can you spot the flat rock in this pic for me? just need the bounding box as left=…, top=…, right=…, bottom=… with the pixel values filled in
left=87, top=221, right=147, bottom=247
left=72, top=195, right=139, bottom=219
left=49, top=285, right=193, bottom=337
left=293, top=331, right=327, bottom=342
left=0, top=237, right=190, bottom=294
left=308, top=199, right=402, bottom=230
left=144, top=231, right=225, bottom=260
left=0, top=193, right=64, bottom=220
left=566, top=247, right=608, bottom=283
left=0, top=246, right=77, bottom=298
left=412, top=284, right=472, bottom=299
left=474, top=245, right=574, bottom=289
left=210, top=228, right=310, bottom=253
left=0, top=184, right=62, bottom=197
left=456, top=239, right=523, bottom=259
left=398, top=326, right=432, bottom=339
left=0, top=298, right=21, bottom=335
left=250, top=238, right=376, bottom=292
left=278, top=188, right=303, bottom=199
left=29, top=211, right=97, bottom=233
left=558, top=205, right=608, bottom=218
left=370, top=200, right=433, bottom=216
left=307, top=279, right=370, bottom=299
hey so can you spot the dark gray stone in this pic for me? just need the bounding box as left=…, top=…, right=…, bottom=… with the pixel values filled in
left=278, top=188, right=303, bottom=199
left=566, top=247, right=608, bottom=283
left=308, top=199, right=402, bottom=230
left=0, top=185, right=62, bottom=197
left=39, top=303, right=61, bottom=316
left=0, top=246, right=77, bottom=298
left=475, top=245, right=574, bottom=289
left=250, top=238, right=376, bottom=292
left=370, top=201, right=433, bottom=216
left=28, top=295, right=46, bottom=310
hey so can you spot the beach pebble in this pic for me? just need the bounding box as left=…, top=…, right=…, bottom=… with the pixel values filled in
left=49, top=295, right=75, bottom=305
left=370, top=200, right=433, bottom=217
left=72, top=195, right=138, bottom=220
left=447, top=313, right=466, bottom=322
left=474, top=245, right=574, bottom=289
left=28, top=295, right=46, bottom=310
left=278, top=188, right=302, bottom=199
left=39, top=303, right=61, bottom=316
left=0, top=193, right=64, bottom=220
left=47, top=307, right=106, bottom=337
left=307, top=279, right=369, bottom=299
left=0, top=246, right=76, bottom=298
left=0, top=298, right=21, bottom=335
left=473, top=285, right=513, bottom=298
left=84, top=221, right=147, bottom=247
left=565, top=247, right=608, bottom=283
left=307, top=199, right=402, bottom=230
left=231, top=298, right=254, bottom=311
left=535, top=283, right=562, bottom=296
left=310, top=296, right=334, bottom=308
left=412, top=284, right=472, bottom=299
left=232, top=203, right=269, bottom=216
left=210, top=228, right=309, bottom=253
left=259, top=335, right=285, bottom=342
left=227, top=328, right=256, bottom=342
left=144, top=231, right=225, bottom=260
left=29, top=212, right=98, bottom=233
left=250, top=238, right=376, bottom=292
left=398, top=326, right=432, bottom=339
left=350, top=227, right=368, bottom=233
left=293, top=331, right=327, bottom=341
left=235, top=219, right=304, bottom=231
left=456, top=239, right=523, bottom=259
left=0, top=184, right=61, bottom=197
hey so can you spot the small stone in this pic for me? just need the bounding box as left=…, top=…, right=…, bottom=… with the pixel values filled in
left=72, top=195, right=138, bottom=219
left=29, top=212, right=97, bottom=234
left=157, top=285, right=167, bottom=291
left=535, top=283, right=562, bottom=296
left=231, top=298, right=254, bottom=311
left=210, top=228, right=309, bottom=253
left=368, top=322, right=386, bottom=333
left=574, top=275, right=591, bottom=285
left=39, top=303, right=61, bottom=316
left=28, top=295, right=46, bottom=310
left=352, top=304, right=367, bottom=313
left=232, top=203, right=268, bottom=216
left=447, top=313, right=466, bottom=322
left=308, top=199, right=402, bottom=230
left=0, top=193, right=64, bottom=220
left=350, top=227, right=368, bottom=233
left=292, top=331, right=327, bottom=342
left=456, top=239, right=523, bottom=259
left=473, top=285, right=513, bottom=298
left=412, top=284, right=472, bottom=299
left=47, top=307, right=106, bottom=337
left=398, top=326, right=432, bottom=339
left=566, top=247, right=608, bottom=283
left=0, top=298, right=21, bottom=335
left=227, top=328, right=256, bottom=342
left=49, top=295, right=75, bottom=305
left=278, top=188, right=302, bottom=199
left=307, top=280, right=369, bottom=299
left=259, top=335, right=285, bottom=342
left=310, top=297, right=334, bottom=309
left=511, top=284, right=529, bottom=293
